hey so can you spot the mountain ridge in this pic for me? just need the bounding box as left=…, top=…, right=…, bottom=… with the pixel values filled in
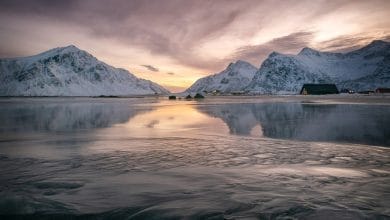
left=0, top=45, right=169, bottom=96
left=187, top=40, right=390, bottom=94
left=1, top=40, right=389, bottom=96
left=246, top=40, right=390, bottom=94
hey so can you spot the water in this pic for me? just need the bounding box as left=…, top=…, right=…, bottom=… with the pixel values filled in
left=0, top=97, right=389, bottom=219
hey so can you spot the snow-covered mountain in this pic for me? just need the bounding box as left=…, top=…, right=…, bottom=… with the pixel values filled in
left=246, top=40, right=390, bottom=94
left=0, top=45, right=169, bottom=96
left=186, top=60, right=257, bottom=93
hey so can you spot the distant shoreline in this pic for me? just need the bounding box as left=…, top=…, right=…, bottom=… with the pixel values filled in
left=1, top=94, right=390, bottom=105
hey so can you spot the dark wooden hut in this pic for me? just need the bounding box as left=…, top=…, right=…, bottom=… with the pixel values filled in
left=300, top=84, right=339, bottom=95
left=376, top=88, right=390, bottom=93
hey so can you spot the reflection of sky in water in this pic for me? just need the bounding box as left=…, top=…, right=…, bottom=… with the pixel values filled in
left=116, top=104, right=229, bottom=138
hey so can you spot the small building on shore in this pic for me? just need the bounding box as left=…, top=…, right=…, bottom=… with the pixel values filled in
left=300, top=84, right=339, bottom=95
left=375, top=88, right=390, bottom=93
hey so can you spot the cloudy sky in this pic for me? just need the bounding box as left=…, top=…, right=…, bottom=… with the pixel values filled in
left=0, top=0, right=389, bottom=92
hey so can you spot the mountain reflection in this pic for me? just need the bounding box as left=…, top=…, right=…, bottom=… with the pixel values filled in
left=1, top=99, right=389, bottom=147
left=0, top=100, right=152, bottom=132
left=197, top=103, right=390, bottom=146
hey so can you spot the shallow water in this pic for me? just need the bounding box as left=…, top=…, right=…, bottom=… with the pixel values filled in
left=0, top=97, right=389, bottom=219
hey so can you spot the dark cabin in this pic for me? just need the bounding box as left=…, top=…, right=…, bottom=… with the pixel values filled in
left=300, top=84, right=339, bottom=95
left=376, top=88, right=390, bottom=93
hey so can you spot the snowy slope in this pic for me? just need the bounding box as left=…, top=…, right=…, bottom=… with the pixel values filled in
left=246, top=40, right=390, bottom=94
left=0, top=45, right=169, bottom=96
left=186, top=60, right=257, bottom=93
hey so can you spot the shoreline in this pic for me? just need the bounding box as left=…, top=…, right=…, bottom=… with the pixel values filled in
left=0, top=94, right=390, bottom=105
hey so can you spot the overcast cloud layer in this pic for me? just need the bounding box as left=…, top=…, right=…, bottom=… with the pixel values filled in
left=0, top=0, right=389, bottom=91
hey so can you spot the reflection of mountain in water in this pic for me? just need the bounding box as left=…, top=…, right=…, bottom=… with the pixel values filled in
left=198, top=103, right=390, bottom=146
left=201, top=104, right=258, bottom=135
left=0, top=101, right=151, bottom=132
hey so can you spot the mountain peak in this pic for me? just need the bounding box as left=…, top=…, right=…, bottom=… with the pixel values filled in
left=226, top=60, right=257, bottom=72
left=54, top=45, right=82, bottom=54
left=227, top=60, right=253, bottom=68
left=348, top=39, right=390, bottom=55
left=269, top=51, right=282, bottom=58
left=369, top=39, right=388, bottom=45
left=32, top=45, right=84, bottom=59
left=298, top=47, right=320, bottom=56
left=62, top=44, right=79, bottom=50
left=186, top=59, right=257, bottom=93
left=235, top=60, right=249, bottom=65
left=362, top=40, right=389, bottom=50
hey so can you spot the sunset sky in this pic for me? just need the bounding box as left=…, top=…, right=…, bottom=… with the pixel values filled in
left=0, top=0, right=389, bottom=92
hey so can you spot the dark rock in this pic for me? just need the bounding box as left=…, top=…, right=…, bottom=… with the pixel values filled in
left=194, top=93, right=205, bottom=99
